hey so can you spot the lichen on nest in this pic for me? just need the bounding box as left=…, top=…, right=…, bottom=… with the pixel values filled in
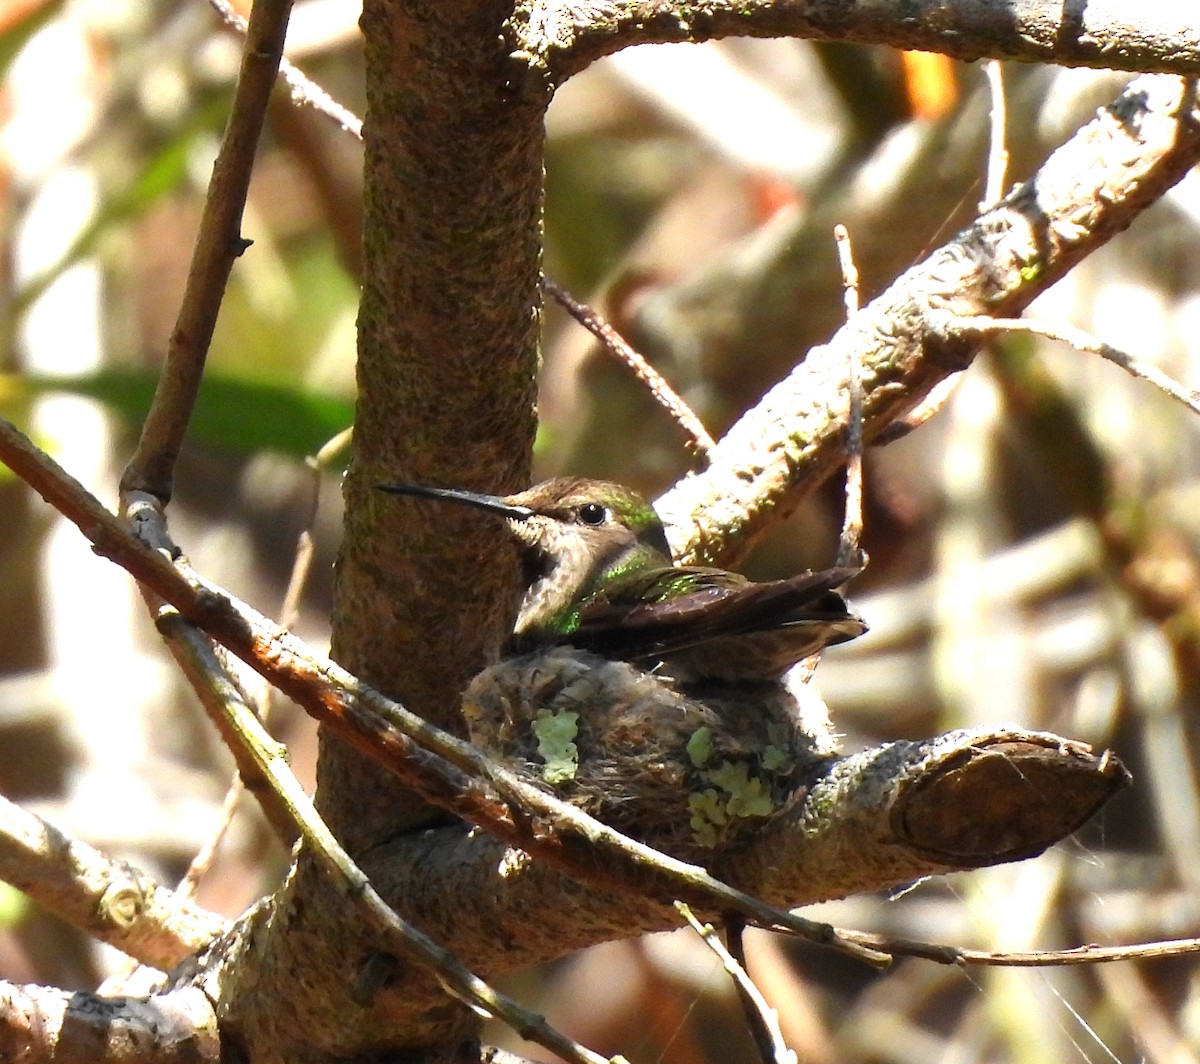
left=463, top=647, right=836, bottom=862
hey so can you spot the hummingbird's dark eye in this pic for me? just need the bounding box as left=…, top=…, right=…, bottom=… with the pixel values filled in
left=577, top=502, right=608, bottom=526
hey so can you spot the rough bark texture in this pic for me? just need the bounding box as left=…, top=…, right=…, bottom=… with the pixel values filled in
left=325, top=0, right=544, bottom=851
left=210, top=2, right=547, bottom=1058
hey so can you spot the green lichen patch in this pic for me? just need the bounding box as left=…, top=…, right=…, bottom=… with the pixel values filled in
left=705, top=761, right=775, bottom=819
left=531, top=708, right=580, bottom=784
left=688, top=789, right=727, bottom=848
left=686, top=726, right=714, bottom=767
left=760, top=744, right=788, bottom=771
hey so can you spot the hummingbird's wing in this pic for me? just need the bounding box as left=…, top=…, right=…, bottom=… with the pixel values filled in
left=568, top=564, right=866, bottom=666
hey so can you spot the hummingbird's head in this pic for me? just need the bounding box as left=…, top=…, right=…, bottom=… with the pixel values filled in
left=376, top=477, right=671, bottom=560
left=376, top=477, right=675, bottom=640
left=505, top=478, right=672, bottom=561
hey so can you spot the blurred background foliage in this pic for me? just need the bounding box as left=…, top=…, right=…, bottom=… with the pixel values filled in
left=2, top=0, right=1200, bottom=1061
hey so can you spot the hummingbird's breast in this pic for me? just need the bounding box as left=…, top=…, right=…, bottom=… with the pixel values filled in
left=512, top=520, right=640, bottom=643
left=512, top=520, right=600, bottom=639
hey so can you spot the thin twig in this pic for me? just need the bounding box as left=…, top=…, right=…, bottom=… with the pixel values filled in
left=158, top=617, right=301, bottom=847
left=541, top=276, right=716, bottom=461
left=177, top=776, right=244, bottom=901
left=776, top=924, right=1200, bottom=969
left=158, top=607, right=622, bottom=1064
left=947, top=315, right=1200, bottom=418
left=833, top=224, right=864, bottom=568
left=981, top=60, right=1009, bottom=211
left=207, top=0, right=364, bottom=138
left=279, top=428, right=351, bottom=630
left=834, top=226, right=860, bottom=321
left=121, top=0, right=293, bottom=502
left=689, top=910, right=794, bottom=1064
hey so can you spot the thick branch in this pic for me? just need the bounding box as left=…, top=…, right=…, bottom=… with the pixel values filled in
left=364, top=726, right=1127, bottom=982
left=0, top=982, right=219, bottom=1064
left=332, top=0, right=545, bottom=855
left=0, top=793, right=226, bottom=972
left=517, top=0, right=1200, bottom=87
left=651, top=74, right=1200, bottom=564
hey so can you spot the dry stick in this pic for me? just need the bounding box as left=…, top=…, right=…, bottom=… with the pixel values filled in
left=776, top=924, right=1200, bottom=969
left=178, top=779, right=244, bottom=901
left=873, top=373, right=965, bottom=444
left=540, top=276, right=717, bottom=460
left=277, top=429, right=352, bottom=634
left=698, top=910, right=795, bottom=1064
left=0, top=792, right=228, bottom=970
left=980, top=60, right=1010, bottom=211
left=157, top=611, right=300, bottom=847
left=120, top=0, right=292, bottom=502
left=832, top=225, right=863, bottom=568
left=157, top=611, right=620, bottom=1064
left=947, top=316, right=1200, bottom=418
left=0, top=415, right=891, bottom=968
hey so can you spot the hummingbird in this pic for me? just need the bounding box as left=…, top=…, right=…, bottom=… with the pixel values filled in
left=376, top=477, right=866, bottom=684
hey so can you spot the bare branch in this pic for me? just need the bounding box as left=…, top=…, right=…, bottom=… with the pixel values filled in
left=0, top=793, right=227, bottom=971
left=948, top=314, right=1200, bottom=418
left=120, top=0, right=293, bottom=502
left=833, top=224, right=864, bottom=568
left=156, top=620, right=300, bottom=847
left=207, top=0, right=364, bottom=138
left=654, top=75, right=1200, bottom=566
left=0, top=982, right=220, bottom=1064
left=369, top=720, right=1129, bottom=988
left=541, top=276, right=716, bottom=460
left=177, top=776, right=245, bottom=901
left=981, top=60, right=1010, bottom=210
left=519, top=1, right=1200, bottom=87
left=831, top=929, right=1200, bottom=969
left=680, top=907, right=795, bottom=1064
left=872, top=371, right=965, bottom=443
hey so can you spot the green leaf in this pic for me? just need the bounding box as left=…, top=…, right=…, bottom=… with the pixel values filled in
left=23, top=368, right=354, bottom=462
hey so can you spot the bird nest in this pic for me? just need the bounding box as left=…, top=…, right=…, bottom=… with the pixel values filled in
left=463, top=647, right=836, bottom=862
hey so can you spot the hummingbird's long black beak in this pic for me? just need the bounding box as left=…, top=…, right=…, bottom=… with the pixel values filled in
left=376, top=483, right=535, bottom=521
